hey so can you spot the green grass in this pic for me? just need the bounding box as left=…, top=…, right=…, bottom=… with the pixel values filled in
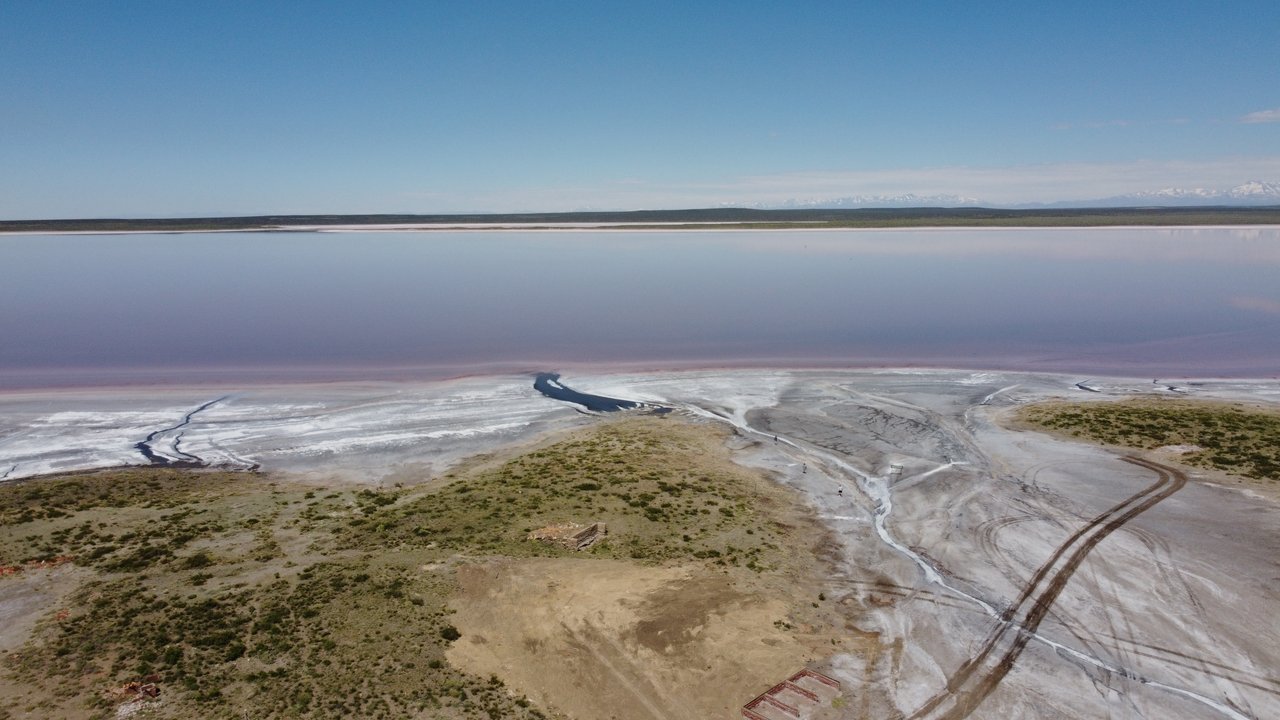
left=1018, top=399, right=1280, bottom=481
left=0, top=416, right=797, bottom=719
left=342, top=418, right=788, bottom=569
left=8, top=560, right=528, bottom=719
left=0, top=469, right=244, bottom=530
left=0, top=471, right=547, bottom=719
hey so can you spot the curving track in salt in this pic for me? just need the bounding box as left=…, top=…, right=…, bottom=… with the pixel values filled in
left=905, top=457, right=1189, bottom=720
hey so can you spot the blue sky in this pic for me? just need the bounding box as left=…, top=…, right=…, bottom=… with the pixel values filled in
left=2, top=1, right=1278, bottom=217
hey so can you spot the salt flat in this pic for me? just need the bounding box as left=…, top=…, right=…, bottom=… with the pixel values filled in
left=1, top=368, right=1276, bottom=719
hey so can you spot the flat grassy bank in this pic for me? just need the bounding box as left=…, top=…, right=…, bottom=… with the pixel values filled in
left=1016, top=398, right=1280, bottom=481
left=0, top=416, right=819, bottom=719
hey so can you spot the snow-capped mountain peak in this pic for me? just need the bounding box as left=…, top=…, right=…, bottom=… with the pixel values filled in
left=1093, top=181, right=1280, bottom=206
left=717, top=181, right=1280, bottom=210
left=1227, top=180, right=1280, bottom=197
left=728, top=193, right=984, bottom=210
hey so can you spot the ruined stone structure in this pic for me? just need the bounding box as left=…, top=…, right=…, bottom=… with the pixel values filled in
left=526, top=522, right=608, bottom=550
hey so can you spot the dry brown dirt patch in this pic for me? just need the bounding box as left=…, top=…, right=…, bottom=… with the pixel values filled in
left=448, top=557, right=828, bottom=720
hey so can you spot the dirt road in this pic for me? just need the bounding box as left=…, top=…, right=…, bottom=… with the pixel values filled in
left=906, top=457, right=1188, bottom=720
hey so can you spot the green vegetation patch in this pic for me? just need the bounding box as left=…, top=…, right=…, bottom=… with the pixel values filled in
left=0, top=471, right=258, bottom=570
left=1, top=416, right=799, bottom=718
left=0, top=468, right=545, bottom=719
left=8, top=561, right=535, bottom=720
left=341, top=417, right=790, bottom=569
left=0, top=469, right=244, bottom=529
left=1018, top=399, right=1280, bottom=481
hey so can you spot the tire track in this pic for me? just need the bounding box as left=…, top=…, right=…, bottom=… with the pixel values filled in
left=840, top=581, right=985, bottom=614
left=907, top=456, right=1188, bottom=720
left=973, top=515, right=1041, bottom=584
left=1079, top=638, right=1280, bottom=698
left=1116, top=528, right=1264, bottom=716
left=684, top=397, right=1248, bottom=719
left=567, top=621, right=680, bottom=720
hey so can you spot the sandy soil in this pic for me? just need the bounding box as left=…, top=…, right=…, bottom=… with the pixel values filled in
left=442, top=415, right=874, bottom=720
left=0, top=565, right=86, bottom=655
left=448, top=558, right=824, bottom=720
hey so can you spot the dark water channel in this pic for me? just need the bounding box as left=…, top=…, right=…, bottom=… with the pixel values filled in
left=533, top=373, right=641, bottom=411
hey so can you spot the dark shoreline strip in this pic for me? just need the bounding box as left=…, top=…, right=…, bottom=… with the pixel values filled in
left=6, top=205, right=1280, bottom=233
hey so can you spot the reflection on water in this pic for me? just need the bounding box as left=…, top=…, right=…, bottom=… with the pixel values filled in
left=2, top=228, right=1278, bottom=387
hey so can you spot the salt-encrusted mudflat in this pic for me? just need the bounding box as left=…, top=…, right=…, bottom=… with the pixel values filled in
left=0, top=376, right=591, bottom=482
left=1, top=368, right=1277, bottom=719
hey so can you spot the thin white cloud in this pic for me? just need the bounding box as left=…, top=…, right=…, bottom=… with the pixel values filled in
left=1240, top=108, right=1280, bottom=124
left=420, top=155, right=1280, bottom=211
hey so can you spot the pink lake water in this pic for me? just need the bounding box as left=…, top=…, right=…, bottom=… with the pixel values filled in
left=2, top=227, right=1278, bottom=388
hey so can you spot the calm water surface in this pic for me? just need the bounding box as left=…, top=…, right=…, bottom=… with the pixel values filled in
left=2, top=228, right=1278, bottom=387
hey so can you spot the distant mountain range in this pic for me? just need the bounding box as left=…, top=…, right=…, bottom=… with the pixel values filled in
left=1030, top=180, right=1280, bottom=208
left=747, top=181, right=1280, bottom=209
left=745, top=193, right=984, bottom=209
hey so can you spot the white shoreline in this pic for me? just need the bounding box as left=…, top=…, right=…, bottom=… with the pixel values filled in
left=2, top=367, right=1276, bottom=482
left=3, top=361, right=1277, bottom=398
